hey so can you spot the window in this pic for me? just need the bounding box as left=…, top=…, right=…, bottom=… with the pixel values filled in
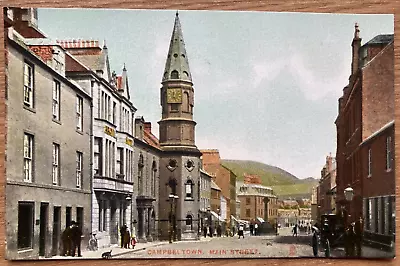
left=368, top=148, right=372, bottom=177
left=112, top=102, right=116, bottom=124
left=138, top=154, right=144, bottom=194
left=94, top=137, right=102, bottom=176
left=52, top=143, right=60, bottom=185
left=185, top=180, right=193, bottom=199
left=18, top=202, right=34, bottom=249
left=368, top=198, right=372, bottom=230
left=152, top=161, right=157, bottom=196
left=246, top=209, right=250, bottom=217
left=168, top=179, right=177, bottom=196
left=171, top=104, right=179, bottom=111
left=76, top=96, right=83, bottom=131
left=52, top=80, right=60, bottom=120
left=171, top=70, right=179, bottom=79
left=76, top=152, right=82, bottom=188
left=246, top=197, right=251, bottom=205
left=386, top=136, right=392, bottom=171
left=23, top=62, right=34, bottom=107
left=23, top=133, right=33, bottom=182
left=116, top=147, right=124, bottom=177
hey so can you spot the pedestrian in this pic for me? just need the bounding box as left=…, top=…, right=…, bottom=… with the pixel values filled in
left=249, top=223, right=254, bottom=236
left=70, top=221, right=83, bottom=257
left=124, top=229, right=131, bottom=248
left=203, top=226, right=207, bottom=238
left=61, top=224, right=72, bottom=256
left=131, top=231, right=137, bottom=249
left=354, top=216, right=363, bottom=257
left=120, top=224, right=127, bottom=248
left=311, top=226, right=319, bottom=257
left=292, top=224, right=298, bottom=237
left=254, top=223, right=258, bottom=236
left=238, top=224, right=244, bottom=239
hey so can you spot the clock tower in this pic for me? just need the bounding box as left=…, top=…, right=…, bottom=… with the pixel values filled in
left=158, top=12, right=201, bottom=241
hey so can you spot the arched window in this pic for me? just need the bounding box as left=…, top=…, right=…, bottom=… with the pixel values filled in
left=168, top=179, right=177, bottom=195
left=185, top=180, right=194, bottom=199
left=171, top=70, right=179, bottom=79
left=138, top=154, right=144, bottom=194
left=151, top=161, right=157, bottom=197
left=183, top=92, right=189, bottom=112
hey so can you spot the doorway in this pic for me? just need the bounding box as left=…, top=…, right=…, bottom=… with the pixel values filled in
left=76, top=207, right=83, bottom=229
left=39, top=203, right=49, bottom=256
left=110, top=201, right=117, bottom=244
left=52, top=207, right=61, bottom=256
left=66, top=207, right=72, bottom=227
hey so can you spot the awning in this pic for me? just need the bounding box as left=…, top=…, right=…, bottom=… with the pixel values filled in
left=256, top=217, right=265, bottom=223
left=210, top=211, right=224, bottom=222
left=231, top=215, right=239, bottom=224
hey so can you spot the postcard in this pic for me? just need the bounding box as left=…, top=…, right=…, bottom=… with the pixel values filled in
left=3, top=7, right=395, bottom=260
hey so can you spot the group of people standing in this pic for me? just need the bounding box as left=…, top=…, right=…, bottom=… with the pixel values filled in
left=120, top=224, right=136, bottom=249
left=61, top=221, right=83, bottom=257
left=249, top=223, right=259, bottom=236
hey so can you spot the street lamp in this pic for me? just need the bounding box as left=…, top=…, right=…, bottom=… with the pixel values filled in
left=173, top=195, right=179, bottom=241
left=168, top=194, right=174, bottom=243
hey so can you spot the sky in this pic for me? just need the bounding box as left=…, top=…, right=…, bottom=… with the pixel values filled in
left=37, top=8, right=394, bottom=179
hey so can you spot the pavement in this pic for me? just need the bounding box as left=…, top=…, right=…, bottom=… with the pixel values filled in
left=46, top=235, right=214, bottom=260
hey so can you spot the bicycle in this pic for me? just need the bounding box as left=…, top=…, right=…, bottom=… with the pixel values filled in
left=88, top=232, right=98, bottom=251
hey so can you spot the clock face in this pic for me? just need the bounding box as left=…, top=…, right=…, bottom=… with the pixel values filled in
left=167, top=88, right=182, bottom=103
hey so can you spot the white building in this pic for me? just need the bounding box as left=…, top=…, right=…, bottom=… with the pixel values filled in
left=59, top=39, right=137, bottom=248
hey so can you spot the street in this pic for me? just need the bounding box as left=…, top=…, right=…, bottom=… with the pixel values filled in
left=116, top=227, right=394, bottom=259
left=118, top=228, right=320, bottom=259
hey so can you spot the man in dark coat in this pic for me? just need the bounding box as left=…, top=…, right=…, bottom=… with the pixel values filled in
left=70, top=221, right=83, bottom=257
left=354, top=217, right=363, bottom=257
left=61, top=225, right=72, bottom=256
left=120, top=224, right=127, bottom=248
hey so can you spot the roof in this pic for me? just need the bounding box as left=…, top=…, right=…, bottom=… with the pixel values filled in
left=363, top=34, right=394, bottom=46
left=211, top=180, right=221, bottom=191
left=360, top=120, right=394, bottom=146
left=162, top=12, right=192, bottom=83
left=72, top=54, right=103, bottom=72
left=200, top=169, right=213, bottom=178
left=143, top=130, right=160, bottom=149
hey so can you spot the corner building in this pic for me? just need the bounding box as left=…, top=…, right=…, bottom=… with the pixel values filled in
left=158, top=12, right=202, bottom=241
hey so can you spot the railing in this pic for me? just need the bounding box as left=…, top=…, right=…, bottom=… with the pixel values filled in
left=93, top=175, right=133, bottom=193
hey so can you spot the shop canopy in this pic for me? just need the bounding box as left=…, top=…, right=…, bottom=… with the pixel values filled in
left=256, top=217, right=265, bottom=223
left=210, top=211, right=224, bottom=222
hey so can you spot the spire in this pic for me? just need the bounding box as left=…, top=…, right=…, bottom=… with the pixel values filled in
left=162, top=11, right=192, bottom=83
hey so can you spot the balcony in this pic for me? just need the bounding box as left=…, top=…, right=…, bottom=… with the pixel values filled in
left=93, top=175, right=133, bottom=194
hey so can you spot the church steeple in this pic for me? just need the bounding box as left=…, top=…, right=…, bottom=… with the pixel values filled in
left=162, top=11, right=192, bottom=83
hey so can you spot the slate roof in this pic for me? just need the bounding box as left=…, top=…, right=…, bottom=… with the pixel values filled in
left=364, top=34, right=394, bottom=46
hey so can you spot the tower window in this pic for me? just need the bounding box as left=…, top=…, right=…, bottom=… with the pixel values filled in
left=183, top=71, right=189, bottom=78
left=181, top=54, right=185, bottom=58
left=185, top=179, right=194, bottom=199
left=171, top=104, right=179, bottom=111
left=171, top=70, right=179, bottom=79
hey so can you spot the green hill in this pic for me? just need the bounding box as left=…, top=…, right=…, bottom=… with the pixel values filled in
left=221, top=160, right=318, bottom=198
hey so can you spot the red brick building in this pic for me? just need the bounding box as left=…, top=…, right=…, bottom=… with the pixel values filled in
left=335, top=23, right=394, bottom=249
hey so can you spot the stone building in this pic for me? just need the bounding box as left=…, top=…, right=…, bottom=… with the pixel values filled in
left=58, top=39, right=137, bottom=248
left=133, top=117, right=161, bottom=242
left=199, top=169, right=212, bottom=230
left=335, top=24, right=395, bottom=250
left=5, top=8, right=92, bottom=259
left=157, top=12, right=202, bottom=241
left=317, top=154, right=336, bottom=217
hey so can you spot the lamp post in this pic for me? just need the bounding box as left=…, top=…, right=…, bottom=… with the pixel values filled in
left=168, top=194, right=174, bottom=243
left=173, top=195, right=179, bottom=242
left=343, top=185, right=354, bottom=257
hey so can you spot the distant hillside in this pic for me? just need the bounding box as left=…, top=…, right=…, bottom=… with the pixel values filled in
left=221, top=160, right=318, bottom=197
